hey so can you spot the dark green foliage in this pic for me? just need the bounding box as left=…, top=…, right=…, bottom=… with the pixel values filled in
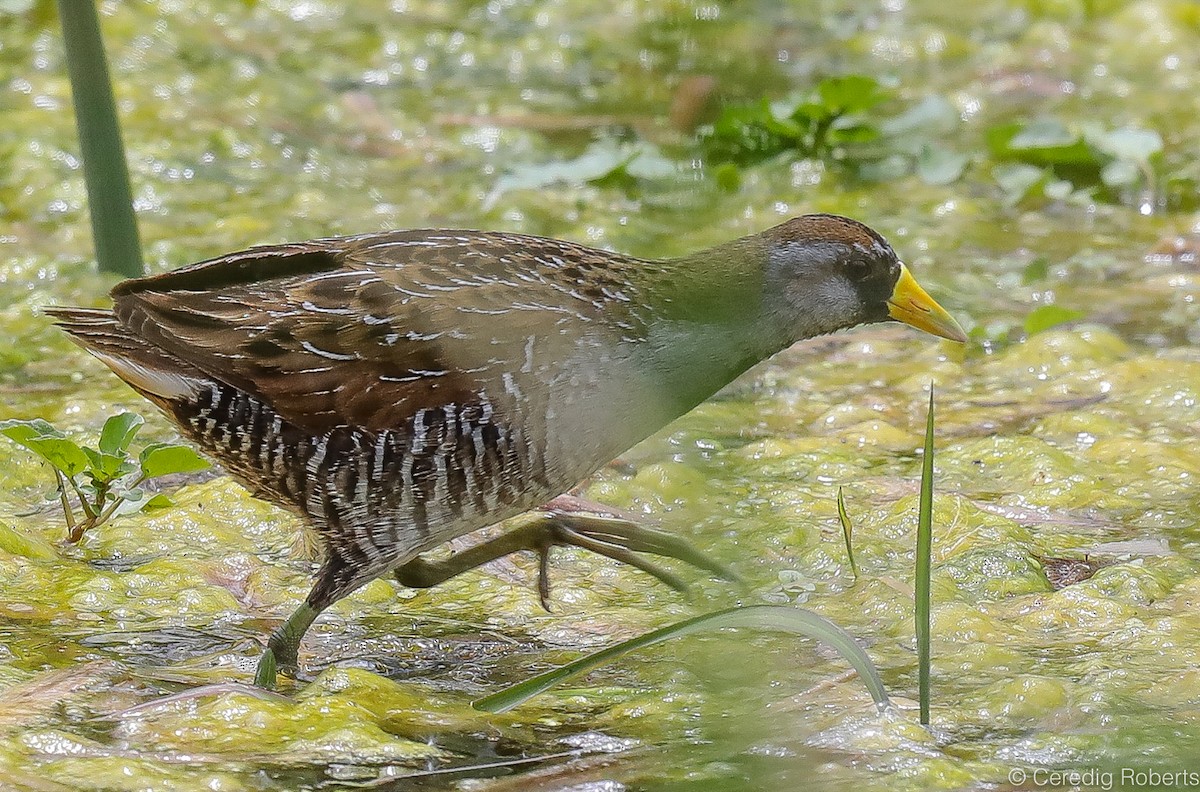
left=988, top=119, right=1179, bottom=207
left=700, top=76, right=889, bottom=167
left=697, top=77, right=968, bottom=188
left=0, top=413, right=208, bottom=542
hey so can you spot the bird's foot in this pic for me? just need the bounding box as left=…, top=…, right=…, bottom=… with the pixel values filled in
left=394, top=496, right=740, bottom=611
left=529, top=495, right=741, bottom=609
left=251, top=602, right=318, bottom=688
left=253, top=648, right=278, bottom=689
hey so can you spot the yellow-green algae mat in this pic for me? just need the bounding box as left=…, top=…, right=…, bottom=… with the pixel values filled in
left=6, top=0, right=1200, bottom=787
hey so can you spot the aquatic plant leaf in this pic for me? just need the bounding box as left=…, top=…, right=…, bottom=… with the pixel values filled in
left=988, top=121, right=1095, bottom=167
left=1100, top=159, right=1139, bottom=188
left=992, top=163, right=1045, bottom=205
left=1024, top=305, right=1085, bottom=335
left=1084, top=125, right=1162, bottom=164
left=1021, top=257, right=1050, bottom=284
left=473, top=605, right=890, bottom=713
left=82, top=448, right=134, bottom=483
left=138, top=443, right=210, bottom=479
left=98, top=412, right=143, bottom=455
left=0, top=419, right=89, bottom=477
left=916, top=145, right=968, bottom=185
left=881, top=95, right=958, bottom=137
left=815, top=75, right=885, bottom=114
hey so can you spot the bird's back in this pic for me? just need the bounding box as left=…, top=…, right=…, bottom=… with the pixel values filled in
left=52, top=229, right=707, bottom=594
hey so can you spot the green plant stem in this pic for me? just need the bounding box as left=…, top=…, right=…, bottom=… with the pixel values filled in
left=52, top=470, right=77, bottom=529
left=916, top=387, right=935, bottom=726
left=52, top=470, right=78, bottom=531
left=56, top=0, right=144, bottom=277
left=91, top=474, right=145, bottom=528
left=65, top=475, right=97, bottom=521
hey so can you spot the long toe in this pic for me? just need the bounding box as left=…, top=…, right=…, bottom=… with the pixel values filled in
left=546, top=510, right=741, bottom=584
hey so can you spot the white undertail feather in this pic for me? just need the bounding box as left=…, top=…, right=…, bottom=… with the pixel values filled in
left=90, top=350, right=202, bottom=400
left=45, top=306, right=204, bottom=400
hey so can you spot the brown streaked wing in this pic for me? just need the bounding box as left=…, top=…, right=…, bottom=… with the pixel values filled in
left=111, top=230, right=647, bottom=435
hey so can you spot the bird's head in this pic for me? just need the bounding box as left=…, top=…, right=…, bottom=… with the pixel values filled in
left=760, top=214, right=967, bottom=343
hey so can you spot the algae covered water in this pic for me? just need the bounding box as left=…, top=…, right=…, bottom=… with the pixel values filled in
left=3, top=1, right=1200, bottom=789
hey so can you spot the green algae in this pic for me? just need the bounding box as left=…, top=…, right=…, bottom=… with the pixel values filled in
left=2, top=0, right=1200, bottom=789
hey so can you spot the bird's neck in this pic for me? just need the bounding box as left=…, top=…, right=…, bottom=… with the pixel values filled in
left=625, top=237, right=791, bottom=421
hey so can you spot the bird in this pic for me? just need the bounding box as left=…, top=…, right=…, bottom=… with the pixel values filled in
left=48, top=214, right=966, bottom=687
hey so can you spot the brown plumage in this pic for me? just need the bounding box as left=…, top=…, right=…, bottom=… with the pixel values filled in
left=49, top=215, right=965, bottom=686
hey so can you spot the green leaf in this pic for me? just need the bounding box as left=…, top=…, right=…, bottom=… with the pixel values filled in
left=815, top=75, right=885, bottom=114
left=143, top=493, right=174, bottom=509
left=0, top=418, right=65, bottom=444
left=0, top=0, right=36, bottom=15
left=1008, top=118, right=1075, bottom=149
left=473, top=605, right=890, bottom=714
left=916, top=387, right=935, bottom=726
left=1085, top=125, right=1162, bottom=164
left=1100, top=159, right=1139, bottom=188
left=112, top=489, right=149, bottom=517
left=827, top=118, right=881, bottom=146
left=1024, top=304, right=1085, bottom=335
left=488, top=140, right=674, bottom=205
left=881, top=95, right=958, bottom=137
left=992, top=163, right=1045, bottom=205
left=916, top=145, right=968, bottom=185
left=989, top=120, right=1096, bottom=167
left=1021, top=256, right=1050, bottom=284
left=82, top=447, right=133, bottom=482
left=1044, top=178, right=1074, bottom=201
left=99, top=412, right=144, bottom=455
left=138, top=444, right=210, bottom=479
left=0, top=420, right=90, bottom=477
left=712, top=162, right=742, bottom=192
left=837, top=486, right=858, bottom=579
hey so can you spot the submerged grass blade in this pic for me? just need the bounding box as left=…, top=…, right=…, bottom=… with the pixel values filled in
left=473, top=604, right=890, bottom=713
left=916, top=387, right=935, bottom=725
left=837, top=486, right=858, bottom=579
left=57, top=0, right=144, bottom=276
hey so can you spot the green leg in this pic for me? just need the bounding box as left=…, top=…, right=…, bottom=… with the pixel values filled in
left=254, top=601, right=319, bottom=688
left=395, top=501, right=740, bottom=611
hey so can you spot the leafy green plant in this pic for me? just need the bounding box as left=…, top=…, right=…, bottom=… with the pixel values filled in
left=486, top=139, right=676, bottom=208
left=0, top=413, right=208, bottom=542
left=701, top=75, right=887, bottom=166
left=698, top=77, right=967, bottom=187
left=968, top=301, right=1086, bottom=350
left=988, top=119, right=1172, bottom=208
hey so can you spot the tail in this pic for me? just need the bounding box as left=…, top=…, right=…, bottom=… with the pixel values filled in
left=46, top=307, right=205, bottom=401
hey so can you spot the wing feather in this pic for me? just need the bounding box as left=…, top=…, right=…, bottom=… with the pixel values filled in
left=111, top=230, right=649, bottom=435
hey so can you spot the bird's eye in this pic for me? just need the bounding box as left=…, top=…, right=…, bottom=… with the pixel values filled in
left=846, top=258, right=872, bottom=280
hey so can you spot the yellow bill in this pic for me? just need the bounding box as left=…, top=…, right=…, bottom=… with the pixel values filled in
left=887, top=264, right=968, bottom=343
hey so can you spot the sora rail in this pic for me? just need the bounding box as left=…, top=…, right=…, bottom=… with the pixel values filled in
left=50, top=214, right=966, bottom=687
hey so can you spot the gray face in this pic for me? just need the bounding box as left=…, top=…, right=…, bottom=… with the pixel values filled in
left=760, top=216, right=903, bottom=341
